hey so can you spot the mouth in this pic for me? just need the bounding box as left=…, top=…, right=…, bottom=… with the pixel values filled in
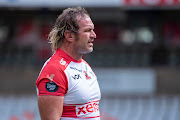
left=88, top=41, right=93, bottom=47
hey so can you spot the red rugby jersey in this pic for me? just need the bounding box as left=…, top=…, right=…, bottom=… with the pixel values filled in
left=36, top=49, right=101, bottom=120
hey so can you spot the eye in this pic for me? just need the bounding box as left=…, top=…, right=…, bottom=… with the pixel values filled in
left=85, top=28, right=92, bottom=32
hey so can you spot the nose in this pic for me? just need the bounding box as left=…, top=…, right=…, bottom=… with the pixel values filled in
left=91, top=30, right=96, bottom=39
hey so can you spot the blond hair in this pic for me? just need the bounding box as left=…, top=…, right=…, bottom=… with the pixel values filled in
left=48, top=7, right=89, bottom=52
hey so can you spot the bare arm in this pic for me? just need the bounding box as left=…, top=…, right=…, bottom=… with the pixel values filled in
left=38, top=95, right=64, bottom=120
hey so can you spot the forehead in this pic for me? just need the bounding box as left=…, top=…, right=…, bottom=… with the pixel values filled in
left=78, top=16, right=94, bottom=29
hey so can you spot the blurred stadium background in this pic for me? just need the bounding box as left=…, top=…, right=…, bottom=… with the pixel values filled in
left=0, top=0, right=180, bottom=120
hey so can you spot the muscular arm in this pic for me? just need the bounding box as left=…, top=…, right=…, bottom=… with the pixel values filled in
left=38, top=96, right=64, bottom=120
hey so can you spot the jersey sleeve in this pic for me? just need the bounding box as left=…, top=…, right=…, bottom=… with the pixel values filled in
left=36, top=63, right=68, bottom=96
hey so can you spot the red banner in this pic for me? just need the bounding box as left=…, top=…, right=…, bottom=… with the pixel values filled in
left=124, top=0, right=180, bottom=6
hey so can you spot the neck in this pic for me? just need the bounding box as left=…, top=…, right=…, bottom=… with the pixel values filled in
left=58, top=43, right=83, bottom=61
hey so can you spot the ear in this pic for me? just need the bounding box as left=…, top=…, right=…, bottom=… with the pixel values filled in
left=64, top=30, right=75, bottom=42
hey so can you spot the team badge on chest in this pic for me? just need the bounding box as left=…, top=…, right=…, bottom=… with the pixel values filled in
left=83, top=71, right=91, bottom=80
left=83, top=65, right=92, bottom=80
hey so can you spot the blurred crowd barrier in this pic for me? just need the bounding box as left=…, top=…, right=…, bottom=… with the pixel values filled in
left=0, top=66, right=180, bottom=94
left=0, top=67, right=180, bottom=119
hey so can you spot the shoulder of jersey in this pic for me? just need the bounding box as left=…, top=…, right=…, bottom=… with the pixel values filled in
left=82, top=59, right=91, bottom=67
left=48, top=56, right=71, bottom=71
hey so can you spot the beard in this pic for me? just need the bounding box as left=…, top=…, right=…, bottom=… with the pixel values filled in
left=73, top=39, right=93, bottom=54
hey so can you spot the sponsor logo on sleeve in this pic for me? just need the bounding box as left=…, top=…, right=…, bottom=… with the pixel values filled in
left=46, top=82, right=59, bottom=92
left=47, top=74, right=55, bottom=82
left=46, top=74, right=58, bottom=92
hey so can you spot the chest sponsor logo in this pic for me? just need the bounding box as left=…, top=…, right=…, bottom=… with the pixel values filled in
left=72, top=74, right=81, bottom=80
left=70, top=66, right=82, bottom=72
left=77, top=102, right=99, bottom=116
